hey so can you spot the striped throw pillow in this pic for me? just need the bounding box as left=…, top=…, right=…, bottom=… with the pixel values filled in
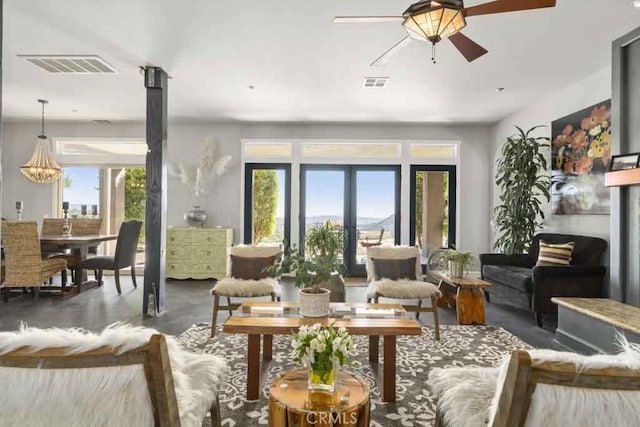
left=536, top=241, right=575, bottom=266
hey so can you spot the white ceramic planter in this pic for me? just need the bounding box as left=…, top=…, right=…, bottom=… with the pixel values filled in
left=299, top=287, right=331, bottom=317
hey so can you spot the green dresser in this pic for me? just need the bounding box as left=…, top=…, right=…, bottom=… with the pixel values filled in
left=166, top=227, right=233, bottom=280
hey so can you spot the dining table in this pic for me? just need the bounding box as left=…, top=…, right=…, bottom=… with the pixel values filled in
left=40, top=234, right=118, bottom=295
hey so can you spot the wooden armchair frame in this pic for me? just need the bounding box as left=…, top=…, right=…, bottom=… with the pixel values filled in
left=436, top=350, right=640, bottom=427
left=0, top=334, right=221, bottom=427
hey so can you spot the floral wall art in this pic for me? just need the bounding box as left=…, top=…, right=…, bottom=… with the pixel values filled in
left=551, top=100, right=611, bottom=215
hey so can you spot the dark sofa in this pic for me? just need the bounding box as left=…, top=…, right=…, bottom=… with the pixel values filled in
left=480, top=233, right=607, bottom=326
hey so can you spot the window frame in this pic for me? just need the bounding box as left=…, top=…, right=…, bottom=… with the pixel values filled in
left=243, top=163, right=292, bottom=245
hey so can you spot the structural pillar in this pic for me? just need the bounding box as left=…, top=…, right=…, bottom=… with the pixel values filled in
left=143, top=67, right=168, bottom=315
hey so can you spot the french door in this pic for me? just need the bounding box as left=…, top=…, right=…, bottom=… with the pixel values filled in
left=300, top=165, right=400, bottom=276
left=409, top=165, right=457, bottom=268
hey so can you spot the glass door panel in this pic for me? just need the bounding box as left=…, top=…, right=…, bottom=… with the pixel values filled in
left=354, top=170, right=398, bottom=269
left=301, top=168, right=346, bottom=254
left=410, top=165, right=457, bottom=267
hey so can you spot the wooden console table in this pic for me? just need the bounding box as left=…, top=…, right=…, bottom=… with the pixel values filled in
left=431, top=271, right=491, bottom=325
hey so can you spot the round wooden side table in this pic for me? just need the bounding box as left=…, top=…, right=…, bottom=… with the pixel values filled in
left=268, top=368, right=370, bottom=427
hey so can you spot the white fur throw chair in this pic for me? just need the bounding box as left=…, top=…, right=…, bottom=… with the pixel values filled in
left=428, top=342, right=640, bottom=427
left=0, top=323, right=228, bottom=427
left=210, top=244, right=282, bottom=337
left=366, top=246, right=441, bottom=340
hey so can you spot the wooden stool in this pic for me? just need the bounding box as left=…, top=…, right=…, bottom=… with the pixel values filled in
left=268, top=369, right=370, bottom=427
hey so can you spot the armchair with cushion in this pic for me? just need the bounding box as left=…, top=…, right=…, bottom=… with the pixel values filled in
left=0, top=323, right=227, bottom=427
left=428, top=341, right=640, bottom=427
left=210, top=244, right=282, bottom=337
left=480, top=233, right=607, bottom=326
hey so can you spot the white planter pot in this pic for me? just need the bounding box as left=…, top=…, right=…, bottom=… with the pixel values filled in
left=448, top=260, right=464, bottom=277
left=299, top=287, right=331, bottom=317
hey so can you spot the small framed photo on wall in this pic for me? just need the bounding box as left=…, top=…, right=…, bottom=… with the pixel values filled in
left=609, top=153, right=640, bottom=171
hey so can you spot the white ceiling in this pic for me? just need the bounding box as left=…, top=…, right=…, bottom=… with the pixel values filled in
left=3, top=0, right=640, bottom=123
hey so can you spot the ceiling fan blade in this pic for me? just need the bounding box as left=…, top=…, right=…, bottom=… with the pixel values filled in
left=332, top=16, right=403, bottom=24
left=371, top=36, right=411, bottom=66
left=448, top=33, right=488, bottom=62
left=464, top=0, right=556, bottom=17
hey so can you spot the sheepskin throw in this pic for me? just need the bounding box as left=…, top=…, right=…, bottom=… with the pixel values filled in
left=365, top=246, right=422, bottom=282
left=428, top=339, right=640, bottom=427
left=212, top=277, right=281, bottom=297
left=367, top=278, right=441, bottom=300
left=0, top=323, right=228, bottom=427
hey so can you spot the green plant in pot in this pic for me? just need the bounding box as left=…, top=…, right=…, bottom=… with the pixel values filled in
left=441, top=250, right=475, bottom=277
left=269, top=221, right=346, bottom=317
left=494, top=126, right=550, bottom=254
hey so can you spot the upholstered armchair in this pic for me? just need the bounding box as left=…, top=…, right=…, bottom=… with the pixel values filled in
left=428, top=342, right=640, bottom=427
left=0, top=323, right=227, bottom=427
left=210, top=244, right=282, bottom=337
left=366, top=246, right=441, bottom=340
left=2, top=221, right=67, bottom=301
left=480, top=233, right=607, bottom=326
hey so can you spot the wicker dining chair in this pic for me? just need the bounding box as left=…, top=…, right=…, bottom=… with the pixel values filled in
left=1, top=221, right=67, bottom=302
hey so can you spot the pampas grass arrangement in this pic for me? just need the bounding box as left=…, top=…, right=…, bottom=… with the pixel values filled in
left=168, top=139, right=231, bottom=197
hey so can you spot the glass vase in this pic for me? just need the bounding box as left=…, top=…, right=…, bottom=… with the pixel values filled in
left=308, top=361, right=337, bottom=395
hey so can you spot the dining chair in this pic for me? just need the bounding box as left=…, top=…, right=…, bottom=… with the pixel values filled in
left=42, top=217, right=104, bottom=282
left=1, top=221, right=67, bottom=301
left=79, top=220, right=142, bottom=294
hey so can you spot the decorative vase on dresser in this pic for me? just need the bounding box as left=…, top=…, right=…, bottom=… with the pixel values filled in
left=166, top=227, right=233, bottom=280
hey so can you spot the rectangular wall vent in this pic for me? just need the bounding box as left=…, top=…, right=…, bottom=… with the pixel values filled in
left=363, top=77, right=390, bottom=88
left=18, top=55, right=118, bottom=74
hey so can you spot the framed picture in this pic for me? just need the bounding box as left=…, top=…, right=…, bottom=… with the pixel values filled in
left=609, top=153, right=640, bottom=171
left=551, top=100, right=611, bottom=215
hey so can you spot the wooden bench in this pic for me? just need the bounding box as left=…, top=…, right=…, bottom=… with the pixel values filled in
left=552, top=297, right=640, bottom=354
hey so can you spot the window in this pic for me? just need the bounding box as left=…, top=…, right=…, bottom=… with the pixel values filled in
left=61, top=168, right=101, bottom=217
left=244, top=164, right=291, bottom=245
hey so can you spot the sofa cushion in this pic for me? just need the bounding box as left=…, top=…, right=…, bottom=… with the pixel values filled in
left=531, top=233, right=607, bottom=266
left=536, top=241, right=575, bottom=266
left=482, top=265, right=533, bottom=293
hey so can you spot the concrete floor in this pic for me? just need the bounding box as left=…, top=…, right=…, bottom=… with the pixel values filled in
left=0, top=275, right=559, bottom=349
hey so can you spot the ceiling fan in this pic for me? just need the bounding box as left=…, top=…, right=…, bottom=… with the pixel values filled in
left=333, top=0, right=556, bottom=65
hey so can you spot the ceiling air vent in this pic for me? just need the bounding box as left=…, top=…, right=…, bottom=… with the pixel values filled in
left=363, top=77, right=390, bottom=88
left=19, top=55, right=118, bottom=74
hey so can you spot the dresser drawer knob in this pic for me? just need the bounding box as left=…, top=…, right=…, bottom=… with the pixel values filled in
left=206, top=266, right=211, bottom=270
left=207, top=251, right=211, bottom=255
left=207, top=237, right=211, bottom=241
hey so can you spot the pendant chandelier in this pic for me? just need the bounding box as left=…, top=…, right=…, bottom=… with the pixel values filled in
left=20, top=99, right=62, bottom=184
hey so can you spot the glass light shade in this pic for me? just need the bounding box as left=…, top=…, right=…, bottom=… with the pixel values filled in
left=20, top=136, right=63, bottom=183
left=402, top=2, right=466, bottom=43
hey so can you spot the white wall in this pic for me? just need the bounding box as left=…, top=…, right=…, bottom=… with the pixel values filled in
left=490, top=67, right=612, bottom=250
left=1, top=120, right=494, bottom=257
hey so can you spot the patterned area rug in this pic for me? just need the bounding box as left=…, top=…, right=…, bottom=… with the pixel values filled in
left=177, top=324, right=532, bottom=427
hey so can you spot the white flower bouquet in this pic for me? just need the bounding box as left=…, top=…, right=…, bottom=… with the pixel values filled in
left=291, top=323, right=355, bottom=393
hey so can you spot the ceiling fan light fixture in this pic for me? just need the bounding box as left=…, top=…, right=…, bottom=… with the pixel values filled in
left=402, top=0, right=466, bottom=44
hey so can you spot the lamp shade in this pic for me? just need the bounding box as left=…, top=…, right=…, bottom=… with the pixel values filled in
left=20, top=135, right=62, bottom=184
left=402, top=0, right=466, bottom=43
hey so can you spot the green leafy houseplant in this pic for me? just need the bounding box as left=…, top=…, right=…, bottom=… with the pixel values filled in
left=440, top=250, right=475, bottom=277
left=494, top=126, right=551, bottom=255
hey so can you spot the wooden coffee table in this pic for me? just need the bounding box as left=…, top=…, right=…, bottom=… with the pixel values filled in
left=222, top=302, right=422, bottom=402
left=268, top=369, right=370, bottom=427
left=431, top=271, right=491, bottom=325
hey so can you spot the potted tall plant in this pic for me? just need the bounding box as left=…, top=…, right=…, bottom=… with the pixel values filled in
left=269, top=221, right=346, bottom=317
left=493, top=126, right=550, bottom=254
